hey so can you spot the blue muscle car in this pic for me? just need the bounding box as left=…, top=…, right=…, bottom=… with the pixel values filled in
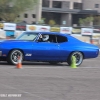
left=0, top=32, right=99, bottom=66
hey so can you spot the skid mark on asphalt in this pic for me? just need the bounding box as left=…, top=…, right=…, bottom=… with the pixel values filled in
left=0, top=83, right=49, bottom=100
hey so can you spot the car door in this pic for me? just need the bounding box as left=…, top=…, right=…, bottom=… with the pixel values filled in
left=56, top=34, right=70, bottom=61
left=32, top=34, right=61, bottom=61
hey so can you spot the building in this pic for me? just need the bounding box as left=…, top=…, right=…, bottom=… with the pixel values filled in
left=19, top=0, right=99, bottom=26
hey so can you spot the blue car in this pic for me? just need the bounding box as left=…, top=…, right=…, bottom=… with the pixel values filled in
left=0, top=32, right=99, bottom=66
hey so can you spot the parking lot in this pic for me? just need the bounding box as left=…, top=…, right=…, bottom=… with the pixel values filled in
left=0, top=54, right=100, bottom=100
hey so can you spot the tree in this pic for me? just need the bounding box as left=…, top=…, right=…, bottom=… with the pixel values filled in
left=38, top=18, right=46, bottom=24
left=48, top=20, right=56, bottom=26
left=0, top=0, right=38, bottom=22
left=93, top=16, right=100, bottom=25
left=79, top=16, right=94, bottom=26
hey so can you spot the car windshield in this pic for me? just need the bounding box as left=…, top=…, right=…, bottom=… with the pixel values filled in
left=16, top=32, right=39, bottom=41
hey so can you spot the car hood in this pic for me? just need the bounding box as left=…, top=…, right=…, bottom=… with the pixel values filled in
left=0, top=40, right=31, bottom=44
left=0, top=40, right=6, bottom=43
left=0, top=40, right=34, bottom=49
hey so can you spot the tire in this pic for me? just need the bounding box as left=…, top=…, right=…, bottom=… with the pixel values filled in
left=49, top=62, right=59, bottom=65
left=67, top=51, right=83, bottom=66
left=7, top=50, right=23, bottom=65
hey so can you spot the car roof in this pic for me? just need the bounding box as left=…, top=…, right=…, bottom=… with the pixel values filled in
left=40, top=31, right=66, bottom=35
left=40, top=32, right=70, bottom=37
left=24, top=31, right=70, bottom=37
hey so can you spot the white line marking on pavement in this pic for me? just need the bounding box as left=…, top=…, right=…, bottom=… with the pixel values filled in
left=0, top=66, right=67, bottom=69
left=24, top=67, right=66, bottom=69
left=0, top=66, right=100, bottom=69
left=23, top=67, right=100, bottom=69
left=80, top=67, right=100, bottom=68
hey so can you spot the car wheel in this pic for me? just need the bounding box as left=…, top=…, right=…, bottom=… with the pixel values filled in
left=7, top=50, right=23, bottom=65
left=67, top=52, right=83, bottom=66
left=49, top=62, right=59, bottom=65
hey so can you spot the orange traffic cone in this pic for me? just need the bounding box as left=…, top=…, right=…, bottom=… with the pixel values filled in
left=16, top=56, right=22, bottom=69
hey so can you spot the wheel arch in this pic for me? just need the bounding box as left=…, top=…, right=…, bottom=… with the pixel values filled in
left=67, top=51, right=85, bottom=61
left=7, top=49, right=25, bottom=58
left=67, top=51, right=84, bottom=66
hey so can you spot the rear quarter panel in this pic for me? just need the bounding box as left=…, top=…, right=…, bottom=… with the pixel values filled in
left=65, top=35, right=99, bottom=59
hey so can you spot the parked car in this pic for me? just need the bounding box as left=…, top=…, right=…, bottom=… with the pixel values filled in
left=0, top=32, right=99, bottom=66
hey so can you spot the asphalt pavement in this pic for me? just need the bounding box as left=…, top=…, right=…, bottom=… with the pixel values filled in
left=0, top=55, right=100, bottom=100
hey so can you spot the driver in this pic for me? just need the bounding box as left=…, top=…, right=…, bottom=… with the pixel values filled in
left=42, top=35, right=49, bottom=42
left=38, top=34, right=49, bottom=42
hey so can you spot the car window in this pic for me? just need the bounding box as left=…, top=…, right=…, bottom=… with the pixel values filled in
left=38, top=34, right=57, bottom=43
left=16, top=32, right=38, bottom=41
left=48, top=34, right=57, bottom=43
left=56, top=35, right=68, bottom=43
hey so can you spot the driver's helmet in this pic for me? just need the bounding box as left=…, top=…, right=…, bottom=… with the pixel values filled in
left=42, top=35, right=49, bottom=41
